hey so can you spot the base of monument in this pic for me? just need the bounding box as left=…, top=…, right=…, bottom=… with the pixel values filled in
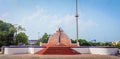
left=41, top=43, right=78, bottom=47
left=3, top=46, right=118, bottom=55
left=35, top=46, right=80, bottom=55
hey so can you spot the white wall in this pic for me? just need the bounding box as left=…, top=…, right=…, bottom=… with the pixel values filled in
left=28, top=48, right=44, bottom=54
left=72, top=48, right=90, bottom=54
left=89, top=48, right=118, bottom=55
left=4, top=48, right=29, bottom=54
left=4, top=47, right=45, bottom=54
left=34, top=48, right=44, bottom=53
left=72, top=47, right=118, bottom=55
left=4, top=47, right=119, bottom=55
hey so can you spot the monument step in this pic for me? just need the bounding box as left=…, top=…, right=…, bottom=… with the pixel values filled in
left=35, top=47, right=80, bottom=55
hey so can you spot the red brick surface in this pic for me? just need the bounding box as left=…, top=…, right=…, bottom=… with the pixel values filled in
left=35, top=47, right=80, bottom=55
left=41, top=28, right=78, bottom=47
left=39, top=28, right=79, bottom=55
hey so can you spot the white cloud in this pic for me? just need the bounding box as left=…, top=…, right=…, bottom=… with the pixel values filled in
left=0, top=12, right=9, bottom=20
left=78, top=19, right=98, bottom=32
left=0, top=6, right=98, bottom=40
left=18, top=6, right=77, bottom=39
left=3, top=5, right=98, bottom=39
left=84, top=20, right=98, bottom=28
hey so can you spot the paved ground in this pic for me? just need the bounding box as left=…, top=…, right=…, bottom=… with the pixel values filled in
left=0, top=51, right=120, bottom=59
left=0, top=54, right=120, bottom=59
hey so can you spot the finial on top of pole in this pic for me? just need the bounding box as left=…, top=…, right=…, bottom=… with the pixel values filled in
left=75, top=0, right=79, bottom=17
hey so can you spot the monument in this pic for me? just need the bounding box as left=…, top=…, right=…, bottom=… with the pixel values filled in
left=3, top=0, right=119, bottom=55
left=41, top=0, right=80, bottom=47
left=41, top=28, right=77, bottom=47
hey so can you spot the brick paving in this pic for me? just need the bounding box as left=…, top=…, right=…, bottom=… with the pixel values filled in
left=35, top=47, right=80, bottom=55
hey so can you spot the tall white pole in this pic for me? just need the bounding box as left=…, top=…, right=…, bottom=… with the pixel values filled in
left=75, top=0, right=79, bottom=46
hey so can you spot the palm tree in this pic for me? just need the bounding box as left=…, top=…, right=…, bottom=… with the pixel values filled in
left=14, top=24, right=25, bottom=44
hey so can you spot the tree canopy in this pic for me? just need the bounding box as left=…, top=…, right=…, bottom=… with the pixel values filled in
left=15, top=32, right=28, bottom=45
left=35, top=33, right=50, bottom=45
left=0, top=20, right=16, bottom=46
left=0, top=20, right=28, bottom=47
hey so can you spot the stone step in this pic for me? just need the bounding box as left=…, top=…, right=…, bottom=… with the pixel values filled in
left=35, top=47, right=80, bottom=55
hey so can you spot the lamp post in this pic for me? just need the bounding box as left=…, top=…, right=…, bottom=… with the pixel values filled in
left=38, top=32, right=41, bottom=46
left=14, top=24, right=18, bottom=44
left=75, top=0, right=79, bottom=46
left=38, top=32, right=40, bottom=40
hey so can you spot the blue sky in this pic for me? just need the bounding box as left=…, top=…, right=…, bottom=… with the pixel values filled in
left=0, top=0, right=120, bottom=42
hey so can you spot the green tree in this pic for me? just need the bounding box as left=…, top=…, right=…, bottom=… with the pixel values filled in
left=116, top=44, right=120, bottom=49
left=112, top=43, right=120, bottom=49
left=102, top=42, right=112, bottom=46
left=14, top=25, right=25, bottom=33
left=71, top=39, right=113, bottom=46
left=0, top=20, right=16, bottom=46
left=71, top=39, right=76, bottom=43
left=15, top=32, right=28, bottom=45
left=35, top=33, right=50, bottom=45
left=71, top=39, right=91, bottom=46
left=14, top=24, right=26, bottom=44
left=78, top=39, right=91, bottom=46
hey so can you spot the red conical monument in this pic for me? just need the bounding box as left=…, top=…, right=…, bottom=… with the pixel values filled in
left=36, top=28, right=79, bottom=55
left=41, top=28, right=77, bottom=47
